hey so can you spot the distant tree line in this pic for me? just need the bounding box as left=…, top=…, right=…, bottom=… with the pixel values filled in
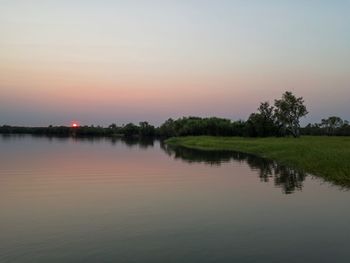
left=1, top=91, right=349, bottom=138
left=301, top=116, right=350, bottom=136
left=0, top=123, right=157, bottom=138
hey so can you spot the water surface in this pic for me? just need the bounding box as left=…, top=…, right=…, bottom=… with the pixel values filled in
left=0, top=135, right=349, bottom=262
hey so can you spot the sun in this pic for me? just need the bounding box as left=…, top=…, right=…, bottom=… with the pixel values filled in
left=71, top=122, right=79, bottom=128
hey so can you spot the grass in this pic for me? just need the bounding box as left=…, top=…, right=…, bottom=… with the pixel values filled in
left=165, top=136, right=350, bottom=186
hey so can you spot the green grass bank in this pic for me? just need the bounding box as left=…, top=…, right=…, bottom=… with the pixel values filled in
left=166, top=136, right=350, bottom=186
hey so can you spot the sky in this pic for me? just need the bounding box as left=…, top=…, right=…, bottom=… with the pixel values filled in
left=0, top=0, right=349, bottom=126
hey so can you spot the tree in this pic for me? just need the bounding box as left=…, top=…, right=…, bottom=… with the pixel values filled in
left=158, top=118, right=176, bottom=137
left=321, top=116, right=343, bottom=135
left=257, top=101, right=277, bottom=136
left=122, top=123, right=139, bottom=137
left=139, top=121, right=155, bottom=137
left=246, top=102, right=277, bottom=137
left=274, top=91, right=308, bottom=137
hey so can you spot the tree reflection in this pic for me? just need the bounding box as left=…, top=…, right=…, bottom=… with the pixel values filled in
left=161, top=142, right=306, bottom=194
left=119, top=137, right=155, bottom=149
left=1, top=134, right=306, bottom=194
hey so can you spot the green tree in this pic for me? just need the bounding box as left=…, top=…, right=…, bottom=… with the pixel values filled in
left=274, top=91, right=308, bottom=137
left=246, top=102, right=277, bottom=137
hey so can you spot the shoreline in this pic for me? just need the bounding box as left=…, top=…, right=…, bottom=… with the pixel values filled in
left=165, top=136, right=350, bottom=187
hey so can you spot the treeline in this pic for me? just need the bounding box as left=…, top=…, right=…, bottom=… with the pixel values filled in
left=0, top=119, right=242, bottom=138
left=159, top=91, right=309, bottom=138
left=0, top=123, right=156, bottom=138
left=0, top=124, right=150, bottom=137
left=301, top=116, right=350, bottom=136
left=158, top=117, right=245, bottom=137
left=1, top=91, right=349, bottom=138
left=1, top=116, right=350, bottom=138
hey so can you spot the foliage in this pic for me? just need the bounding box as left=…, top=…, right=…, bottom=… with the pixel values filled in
left=157, top=116, right=242, bottom=137
left=302, top=116, right=350, bottom=136
left=166, top=136, right=350, bottom=186
left=274, top=91, right=308, bottom=137
left=2, top=91, right=349, bottom=138
left=246, top=101, right=278, bottom=137
left=139, top=122, right=156, bottom=137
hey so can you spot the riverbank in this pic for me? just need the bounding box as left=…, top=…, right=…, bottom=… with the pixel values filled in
left=166, top=136, right=350, bottom=186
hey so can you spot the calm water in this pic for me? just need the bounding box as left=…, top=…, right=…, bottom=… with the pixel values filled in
left=1, top=135, right=349, bottom=263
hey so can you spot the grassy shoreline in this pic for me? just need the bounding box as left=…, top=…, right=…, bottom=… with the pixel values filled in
left=165, top=136, right=350, bottom=186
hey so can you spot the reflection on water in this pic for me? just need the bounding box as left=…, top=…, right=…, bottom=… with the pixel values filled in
left=0, top=133, right=155, bottom=148
left=119, top=137, right=155, bottom=148
left=162, top=143, right=306, bottom=194
left=1, top=135, right=350, bottom=263
left=0, top=134, right=313, bottom=194
left=0, top=134, right=330, bottom=195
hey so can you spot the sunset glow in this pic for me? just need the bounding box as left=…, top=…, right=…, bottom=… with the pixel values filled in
left=0, top=1, right=349, bottom=126
left=1, top=2, right=350, bottom=262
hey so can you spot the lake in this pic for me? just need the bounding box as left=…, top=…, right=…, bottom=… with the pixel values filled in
left=1, top=135, right=349, bottom=262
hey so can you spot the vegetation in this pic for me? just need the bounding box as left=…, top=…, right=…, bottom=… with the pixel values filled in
left=2, top=116, right=350, bottom=138
left=245, top=102, right=277, bottom=137
left=166, top=136, right=350, bottom=186
left=157, top=117, right=246, bottom=137
left=159, top=91, right=309, bottom=138
left=0, top=122, right=156, bottom=138
left=245, top=91, right=308, bottom=137
left=1, top=90, right=349, bottom=186
left=274, top=91, right=308, bottom=137
left=1, top=91, right=349, bottom=137
left=302, top=116, right=350, bottom=136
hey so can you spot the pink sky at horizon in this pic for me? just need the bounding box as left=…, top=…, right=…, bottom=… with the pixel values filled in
left=1, top=1, right=349, bottom=126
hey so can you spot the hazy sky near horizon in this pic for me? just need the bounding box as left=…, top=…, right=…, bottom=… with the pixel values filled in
left=1, top=0, right=349, bottom=126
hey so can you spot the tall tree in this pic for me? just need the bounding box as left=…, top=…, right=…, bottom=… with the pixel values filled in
left=274, top=91, right=308, bottom=137
left=257, top=101, right=277, bottom=136
left=246, top=101, right=277, bottom=137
